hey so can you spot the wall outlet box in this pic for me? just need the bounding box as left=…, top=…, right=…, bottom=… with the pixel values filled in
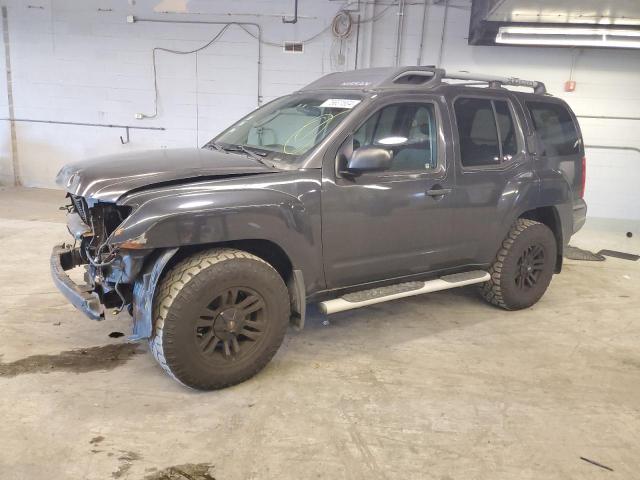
left=126, top=15, right=135, bottom=23
left=134, top=113, right=144, bottom=119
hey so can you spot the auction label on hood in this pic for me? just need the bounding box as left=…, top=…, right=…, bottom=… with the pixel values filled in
left=320, top=98, right=361, bottom=109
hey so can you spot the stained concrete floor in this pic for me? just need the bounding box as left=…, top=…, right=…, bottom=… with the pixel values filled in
left=0, top=186, right=639, bottom=480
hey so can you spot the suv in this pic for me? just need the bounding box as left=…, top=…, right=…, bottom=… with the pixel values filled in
left=51, top=66, right=587, bottom=390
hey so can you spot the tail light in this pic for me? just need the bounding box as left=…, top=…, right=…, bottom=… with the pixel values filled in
left=580, top=156, right=586, bottom=199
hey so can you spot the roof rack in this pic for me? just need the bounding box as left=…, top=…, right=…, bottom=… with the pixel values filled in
left=378, top=67, right=547, bottom=95
left=443, top=70, right=547, bottom=95
left=300, top=66, right=547, bottom=95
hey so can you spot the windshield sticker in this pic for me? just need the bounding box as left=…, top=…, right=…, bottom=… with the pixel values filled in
left=320, top=98, right=361, bottom=109
left=340, top=81, right=371, bottom=87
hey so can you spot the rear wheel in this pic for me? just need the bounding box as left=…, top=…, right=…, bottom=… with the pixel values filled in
left=481, top=219, right=557, bottom=310
left=149, top=248, right=290, bottom=390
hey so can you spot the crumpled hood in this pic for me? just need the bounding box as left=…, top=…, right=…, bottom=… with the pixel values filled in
left=56, top=148, right=275, bottom=203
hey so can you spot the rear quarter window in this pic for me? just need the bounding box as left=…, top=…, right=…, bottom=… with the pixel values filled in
left=527, top=101, right=580, bottom=156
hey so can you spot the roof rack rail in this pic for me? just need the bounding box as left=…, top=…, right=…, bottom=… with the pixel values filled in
left=377, top=67, right=546, bottom=94
left=442, top=70, right=547, bottom=95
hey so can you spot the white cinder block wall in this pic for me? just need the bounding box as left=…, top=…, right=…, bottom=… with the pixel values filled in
left=0, top=0, right=639, bottom=220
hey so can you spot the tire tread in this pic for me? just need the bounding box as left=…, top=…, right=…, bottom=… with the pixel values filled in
left=480, top=218, right=544, bottom=310
left=149, top=248, right=288, bottom=390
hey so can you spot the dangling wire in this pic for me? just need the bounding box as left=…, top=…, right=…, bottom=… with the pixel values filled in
left=112, top=271, right=127, bottom=315
left=138, top=3, right=398, bottom=120
left=139, top=23, right=234, bottom=119
left=330, top=10, right=354, bottom=71
left=332, top=10, right=354, bottom=39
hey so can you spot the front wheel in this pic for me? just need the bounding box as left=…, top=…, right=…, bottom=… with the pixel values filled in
left=149, top=248, right=290, bottom=390
left=481, top=219, right=557, bottom=310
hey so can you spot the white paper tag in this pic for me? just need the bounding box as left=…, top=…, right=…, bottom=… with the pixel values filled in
left=319, top=98, right=361, bottom=109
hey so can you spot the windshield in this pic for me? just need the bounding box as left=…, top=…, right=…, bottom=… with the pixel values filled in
left=212, top=93, right=363, bottom=165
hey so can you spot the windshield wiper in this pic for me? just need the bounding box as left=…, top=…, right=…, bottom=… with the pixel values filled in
left=205, top=142, right=273, bottom=167
left=239, top=145, right=267, bottom=163
left=224, top=144, right=270, bottom=167
left=203, top=141, right=224, bottom=151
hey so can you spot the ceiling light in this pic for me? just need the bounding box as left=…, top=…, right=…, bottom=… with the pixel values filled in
left=377, top=136, right=408, bottom=145
left=496, top=26, right=640, bottom=49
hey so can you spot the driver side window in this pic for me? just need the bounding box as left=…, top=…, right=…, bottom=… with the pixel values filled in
left=353, top=103, right=438, bottom=172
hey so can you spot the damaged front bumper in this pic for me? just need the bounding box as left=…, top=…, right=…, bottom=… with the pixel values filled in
left=51, top=243, right=179, bottom=341
left=50, top=244, right=104, bottom=320
left=52, top=198, right=179, bottom=336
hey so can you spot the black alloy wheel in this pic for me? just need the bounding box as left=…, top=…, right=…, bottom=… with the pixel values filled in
left=196, top=287, right=267, bottom=362
left=149, top=248, right=290, bottom=390
left=515, top=243, right=545, bottom=290
left=481, top=219, right=557, bottom=310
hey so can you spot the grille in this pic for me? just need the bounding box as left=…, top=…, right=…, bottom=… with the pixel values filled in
left=70, top=194, right=90, bottom=225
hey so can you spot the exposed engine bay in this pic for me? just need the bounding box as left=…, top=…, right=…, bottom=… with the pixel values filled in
left=63, top=194, right=142, bottom=315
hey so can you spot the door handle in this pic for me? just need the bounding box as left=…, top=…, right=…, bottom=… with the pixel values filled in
left=426, top=188, right=452, bottom=197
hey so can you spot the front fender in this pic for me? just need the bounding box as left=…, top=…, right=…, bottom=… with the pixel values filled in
left=108, top=189, right=322, bottom=290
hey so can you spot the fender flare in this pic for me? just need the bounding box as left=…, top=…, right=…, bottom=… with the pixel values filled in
left=129, top=248, right=308, bottom=340
left=130, top=247, right=178, bottom=341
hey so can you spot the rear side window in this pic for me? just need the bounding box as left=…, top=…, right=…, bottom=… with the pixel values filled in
left=527, top=101, right=580, bottom=156
left=454, top=97, right=519, bottom=167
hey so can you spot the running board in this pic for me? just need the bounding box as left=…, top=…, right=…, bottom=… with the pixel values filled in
left=318, top=270, right=490, bottom=315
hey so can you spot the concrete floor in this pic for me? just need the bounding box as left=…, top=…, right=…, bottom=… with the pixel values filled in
left=0, top=186, right=639, bottom=480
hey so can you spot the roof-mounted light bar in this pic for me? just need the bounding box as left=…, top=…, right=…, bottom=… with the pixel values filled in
left=496, top=26, right=640, bottom=49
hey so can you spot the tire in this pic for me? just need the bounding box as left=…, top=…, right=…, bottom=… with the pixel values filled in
left=149, top=248, right=290, bottom=390
left=481, top=219, right=557, bottom=310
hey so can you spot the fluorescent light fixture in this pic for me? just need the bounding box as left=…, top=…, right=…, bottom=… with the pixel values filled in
left=496, top=26, right=640, bottom=49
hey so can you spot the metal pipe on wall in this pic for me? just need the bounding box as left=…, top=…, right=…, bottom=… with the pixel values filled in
left=2, top=6, right=20, bottom=186
left=354, top=12, right=361, bottom=69
left=393, top=0, right=406, bottom=66
left=585, top=145, right=640, bottom=155
left=282, top=0, right=299, bottom=24
left=436, top=0, right=449, bottom=67
left=364, top=1, right=376, bottom=68
left=579, top=116, right=640, bottom=156
left=0, top=118, right=166, bottom=130
left=0, top=118, right=166, bottom=144
left=577, top=115, right=640, bottom=121
left=417, top=0, right=430, bottom=65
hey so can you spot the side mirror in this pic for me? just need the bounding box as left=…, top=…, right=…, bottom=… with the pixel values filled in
left=345, top=146, right=393, bottom=174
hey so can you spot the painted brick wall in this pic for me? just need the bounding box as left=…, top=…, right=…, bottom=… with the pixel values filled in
left=0, top=0, right=639, bottom=220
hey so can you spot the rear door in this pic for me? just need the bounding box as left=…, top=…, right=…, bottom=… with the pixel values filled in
left=450, top=91, right=536, bottom=265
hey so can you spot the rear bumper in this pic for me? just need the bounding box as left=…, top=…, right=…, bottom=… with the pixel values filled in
left=573, top=198, right=587, bottom=234
left=50, top=245, right=104, bottom=320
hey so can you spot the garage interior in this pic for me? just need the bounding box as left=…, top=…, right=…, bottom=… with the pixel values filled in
left=0, top=1, right=639, bottom=479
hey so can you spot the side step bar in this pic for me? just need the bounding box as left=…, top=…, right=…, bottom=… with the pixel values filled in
left=318, top=270, right=490, bottom=315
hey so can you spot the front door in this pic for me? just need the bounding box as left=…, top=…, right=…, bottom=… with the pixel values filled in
left=321, top=98, right=459, bottom=289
